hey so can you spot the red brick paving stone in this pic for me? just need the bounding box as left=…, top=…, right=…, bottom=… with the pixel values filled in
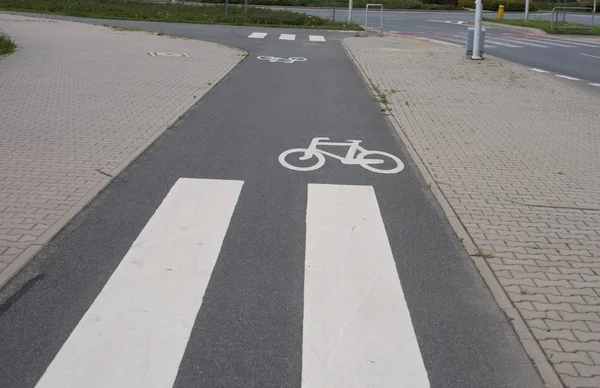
left=344, top=36, right=600, bottom=387
left=0, top=14, right=244, bottom=285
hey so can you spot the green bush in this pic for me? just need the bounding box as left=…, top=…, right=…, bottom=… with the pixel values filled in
left=457, top=0, right=537, bottom=11
left=0, top=32, right=16, bottom=56
left=197, top=0, right=458, bottom=9
left=0, top=0, right=361, bottom=28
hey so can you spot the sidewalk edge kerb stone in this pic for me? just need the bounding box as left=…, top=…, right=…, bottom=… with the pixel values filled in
left=341, top=37, right=564, bottom=388
left=0, top=40, right=246, bottom=291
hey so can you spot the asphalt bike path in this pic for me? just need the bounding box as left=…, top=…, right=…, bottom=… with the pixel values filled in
left=0, top=16, right=543, bottom=388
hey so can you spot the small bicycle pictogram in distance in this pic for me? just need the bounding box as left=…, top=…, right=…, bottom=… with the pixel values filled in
left=279, top=137, right=404, bottom=174
left=257, top=56, right=307, bottom=64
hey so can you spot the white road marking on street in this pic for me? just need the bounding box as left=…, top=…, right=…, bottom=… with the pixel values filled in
left=279, top=33, right=296, bottom=41
left=309, top=35, right=326, bottom=42
left=35, top=178, right=243, bottom=388
left=519, top=38, right=574, bottom=47
left=303, top=184, right=430, bottom=388
left=495, top=38, right=549, bottom=48
left=555, top=74, right=581, bottom=81
left=550, top=38, right=600, bottom=48
left=579, top=52, right=600, bottom=60
left=485, top=39, right=521, bottom=48
left=590, top=83, right=600, bottom=87
left=248, top=32, right=267, bottom=39
left=530, top=68, right=550, bottom=73
left=257, top=55, right=307, bottom=63
left=415, top=25, right=436, bottom=30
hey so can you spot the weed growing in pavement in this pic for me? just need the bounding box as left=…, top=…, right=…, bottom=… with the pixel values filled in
left=474, top=248, right=494, bottom=259
left=0, top=32, right=16, bottom=56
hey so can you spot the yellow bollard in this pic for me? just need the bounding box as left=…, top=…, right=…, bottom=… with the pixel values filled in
left=498, top=5, right=505, bottom=20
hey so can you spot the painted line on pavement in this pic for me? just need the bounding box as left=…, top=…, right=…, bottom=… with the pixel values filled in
left=590, top=83, right=600, bottom=88
left=555, top=74, right=581, bottom=81
left=494, top=37, right=549, bottom=48
left=302, top=184, right=430, bottom=388
left=530, top=68, right=550, bottom=73
left=35, top=178, right=243, bottom=388
left=309, top=35, right=326, bottom=42
left=279, top=33, right=296, bottom=41
left=415, top=25, right=437, bottom=30
left=248, top=32, right=267, bottom=39
left=579, top=52, right=600, bottom=60
left=484, top=39, right=521, bottom=48
left=520, top=38, right=574, bottom=48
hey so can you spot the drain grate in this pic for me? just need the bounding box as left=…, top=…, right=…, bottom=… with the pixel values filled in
left=148, top=52, right=190, bottom=58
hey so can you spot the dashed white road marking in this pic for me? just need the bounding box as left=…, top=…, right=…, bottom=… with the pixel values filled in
left=303, top=183, right=430, bottom=388
left=415, top=25, right=437, bottom=30
left=579, top=52, right=600, bottom=60
left=551, top=38, right=600, bottom=48
left=530, top=68, right=550, bottom=73
left=279, top=34, right=296, bottom=41
left=309, top=35, right=326, bottom=42
left=518, top=38, right=574, bottom=48
left=588, top=83, right=600, bottom=87
left=34, top=178, right=244, bottom=388
left=555, top=74, right=581, bottom=81
left=248, top=32, right=267, bottom=39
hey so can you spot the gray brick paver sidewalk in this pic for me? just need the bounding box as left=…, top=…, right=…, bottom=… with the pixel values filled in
left=0, top=15, right=243, bottom=284
left=344, top=37, right=600, bottom=388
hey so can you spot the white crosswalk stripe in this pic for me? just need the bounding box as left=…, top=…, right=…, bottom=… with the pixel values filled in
left=35, top=178, right=244, bottom=388
left=248, top=32, right=267, bottom=39
left=309, top=35, right=326, bottom=42
left=279, top=33, right=296, bottom=41
left=494, top=37, right=550, bottom=48
left=34, top=178, right=430, bottom=388
left=484, top=39, right=522, bottom=48
left=513, top=37, right=575, bottom=47
left=422, top=34, right=600, bottom=50
left=303, top=184, right=430, bottom=388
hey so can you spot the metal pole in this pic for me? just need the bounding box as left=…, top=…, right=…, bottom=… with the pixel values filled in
left=380, top=5, right=383, bottom=36
left=593, top=0, right=597, bottom=28
left=244, top=0, right=248, bottom=15
left=525, top=0, right=530, bottom=20
left=332, top=0, right=336, bottom=23
left=225, top=0, right=229, bottom=20
left=563, top=0, right=567, bottom=23
left=348, top=0, right=353, bottom=22
left=472, top=0, right=483, bottom=60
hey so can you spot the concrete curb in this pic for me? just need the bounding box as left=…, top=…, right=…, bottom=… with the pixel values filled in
left=341, top=37, right=564, bottom=388
left=0, top=35, right=247, bottom=291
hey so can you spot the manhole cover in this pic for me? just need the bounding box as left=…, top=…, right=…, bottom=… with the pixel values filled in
left=148, top=52, right=190, bottom=58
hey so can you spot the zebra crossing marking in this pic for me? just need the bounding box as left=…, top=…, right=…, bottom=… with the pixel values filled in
left=248, top=32, right=326, bottom=42
left=303, top=183, right=430, bottom=387
left=32, top=178, right=430, bottom=388
left=35, top=178, right=243, bottom=388
left=248, top=32, right=267, bottom=39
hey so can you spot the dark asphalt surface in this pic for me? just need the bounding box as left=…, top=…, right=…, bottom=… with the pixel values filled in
left=0, top=13, right=544, bottom=388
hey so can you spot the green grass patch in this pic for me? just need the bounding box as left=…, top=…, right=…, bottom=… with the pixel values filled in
left=0, top=32, right=16, bottom=55
left=198, top=0, right=459, bottom=10
left=484, top=18, right=600, bottom=35
left=0, top=0, right=361, bottom=29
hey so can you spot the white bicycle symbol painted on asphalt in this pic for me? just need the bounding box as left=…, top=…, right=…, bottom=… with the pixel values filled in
left=257, top=55, right=307, bottom=64
left=278, top=137, right=404, bottom=174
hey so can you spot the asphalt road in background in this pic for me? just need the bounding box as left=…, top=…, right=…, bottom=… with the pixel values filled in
left=0, top=13, right=544, bottom=388
left=284, top=8, right=600, bottom=84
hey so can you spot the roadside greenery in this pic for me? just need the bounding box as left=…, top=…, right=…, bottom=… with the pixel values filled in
left=200, top=0, right=460, bottom=10
left=0, top=0, right=361, bottom=29
left=0, top=32, right=16, bottom=56
left=484, top=17, right=600, bottom=35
